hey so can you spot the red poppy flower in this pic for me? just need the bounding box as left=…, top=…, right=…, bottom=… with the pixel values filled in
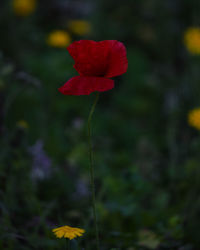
left=58, top=40, right=128, bottom=95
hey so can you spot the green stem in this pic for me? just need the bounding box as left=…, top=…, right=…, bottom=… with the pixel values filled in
left=67, top=239, right=70, bottom=250
left=87, top=92, right=100, bottom=250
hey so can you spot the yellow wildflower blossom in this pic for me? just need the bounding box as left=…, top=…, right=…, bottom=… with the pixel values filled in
left=17, top=120, right=29, bottom=129
left=68, top=20, right=91, bottom=36
left=52, top=225, right=85, bottom=240
left=188, top=108, right=200, bottom=130
left=13, top=0, right=36, bottom=17
left=184, top=27, right=200, bottom=55
left=47, top=30, right=71, bottom=48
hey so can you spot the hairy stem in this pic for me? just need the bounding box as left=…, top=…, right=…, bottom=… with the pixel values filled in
left=87, top=92, right=100, bottom=250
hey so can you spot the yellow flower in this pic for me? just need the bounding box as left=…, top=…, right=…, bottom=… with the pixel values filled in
left=47, top=31, right=71, bottom=48
left=188, top=108, right=200, bottom=130
left=52, top=225, right=85, bottom=240
left=17, top=120, right=29, bottom=129
left=184, top=27, right=200, bottom=55
left=68, top=20, right=91, bottom=36
left=13, top=0, right=36, bottom=17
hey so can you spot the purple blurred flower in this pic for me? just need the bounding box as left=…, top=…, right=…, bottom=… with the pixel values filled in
left=72, top=178, right=89, bottom=200
left=72, top=117, right=84, bottom=130
left=29, top=140, right=52, bottom=180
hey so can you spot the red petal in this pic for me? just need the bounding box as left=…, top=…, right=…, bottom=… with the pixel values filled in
left=58, top=76, right=114, bottom=95
left=67, top=40, right=110, bottom=77
left=104, top=40, right=128, bottom=78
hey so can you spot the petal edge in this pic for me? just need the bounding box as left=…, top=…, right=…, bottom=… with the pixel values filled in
left=105, top=40, right=128, bottom=78
left=58, top=76, right=114, bottom=95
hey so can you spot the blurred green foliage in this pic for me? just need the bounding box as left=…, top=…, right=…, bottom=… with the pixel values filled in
left=0, top=0, right=200, bottom=249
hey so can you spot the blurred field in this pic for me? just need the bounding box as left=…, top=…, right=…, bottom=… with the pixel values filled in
left=1, top=0, right=200, bottom=249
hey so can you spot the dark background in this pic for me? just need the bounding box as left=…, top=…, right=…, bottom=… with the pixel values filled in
left=0, top=0, right=200, bottom=249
